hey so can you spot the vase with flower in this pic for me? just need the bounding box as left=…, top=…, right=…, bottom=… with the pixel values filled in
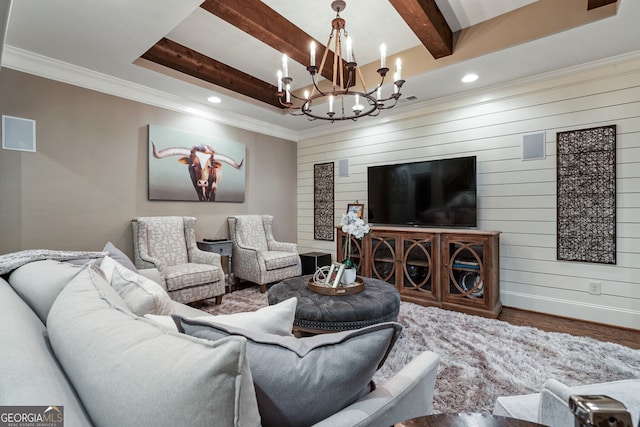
left=340, top=211, right=370, bottom=284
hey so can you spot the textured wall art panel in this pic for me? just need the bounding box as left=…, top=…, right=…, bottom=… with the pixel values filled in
left=557, top=125, right=616, bottom=264
left=314, top=162, right=335, bottom=241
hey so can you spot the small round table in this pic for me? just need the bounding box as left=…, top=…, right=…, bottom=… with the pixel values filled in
left=268, top=275, right=401, bottom=336
left=396, top=413, right=546, bottom=426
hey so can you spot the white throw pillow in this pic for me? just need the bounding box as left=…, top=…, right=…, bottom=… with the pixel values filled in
left=101, top=256, right=172, bottom=316
left=159, top=297, right=297, bottom=336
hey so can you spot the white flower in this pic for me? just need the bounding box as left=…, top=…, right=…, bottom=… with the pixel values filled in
left=340, top=212, right=370, bottom=239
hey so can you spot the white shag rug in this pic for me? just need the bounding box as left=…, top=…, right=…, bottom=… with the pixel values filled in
left=199, top=287, right=640, bottom=414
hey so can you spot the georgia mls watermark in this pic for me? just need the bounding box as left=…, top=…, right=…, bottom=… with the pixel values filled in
left=0, top=406, right=63, bottom=427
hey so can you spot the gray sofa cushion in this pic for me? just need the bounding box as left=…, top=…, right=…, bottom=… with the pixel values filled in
left=8, top=260, right=84, bottom=323
left=175, top=318, right=402, bottom=427
left=47, top=265, right=261, bottom=427
left=0, top=276, right=94, bottom=426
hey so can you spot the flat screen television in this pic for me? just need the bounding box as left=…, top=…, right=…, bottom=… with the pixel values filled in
left=367, top=156, right=477, bottom=228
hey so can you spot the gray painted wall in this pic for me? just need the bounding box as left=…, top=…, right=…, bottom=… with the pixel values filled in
left=0, top=69, right=298, bottom=258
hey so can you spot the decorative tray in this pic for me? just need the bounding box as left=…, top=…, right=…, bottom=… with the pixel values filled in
left=307, top=276, right=365, bottom=296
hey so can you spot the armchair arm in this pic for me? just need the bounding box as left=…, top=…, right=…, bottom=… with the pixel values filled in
left=268, top=240, right=298, bottom=253
left=135, top=245, right=165, bottom=272
left=189, top=248, right=222, bottom=266
left=312, top=351, right=440, bottom=427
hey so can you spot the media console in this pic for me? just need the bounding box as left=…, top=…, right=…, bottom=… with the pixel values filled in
left=337, top=225, right=501, bottom=318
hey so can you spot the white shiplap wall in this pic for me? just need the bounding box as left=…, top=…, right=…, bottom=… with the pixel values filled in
left=296, top=55, right=640, bottom=329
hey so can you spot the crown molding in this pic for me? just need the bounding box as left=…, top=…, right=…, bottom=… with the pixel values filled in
left=2, top=45, right=299, bottom=142
left=297, top=49, right=640, bottom=141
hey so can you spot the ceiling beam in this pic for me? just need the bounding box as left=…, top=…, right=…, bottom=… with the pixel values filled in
left=388, top=0, right=453, bottom=59
left=141, top=38, right=283, bottom=109
left=200, top=0, right=339, bottom=82
left=587, top=0, right=617, bottom=10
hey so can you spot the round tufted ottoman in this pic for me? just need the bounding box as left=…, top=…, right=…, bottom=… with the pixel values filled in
left=268, top=275, right=401, bottom=336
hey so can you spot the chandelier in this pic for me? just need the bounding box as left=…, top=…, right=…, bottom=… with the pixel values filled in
left=277, top=0, right=405, bottom=122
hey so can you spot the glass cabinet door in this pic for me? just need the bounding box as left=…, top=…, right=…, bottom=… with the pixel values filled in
left=370, top=235, right=397, bottom=284
left=402, top=237, right=436, bottom=298
left=445, top=239, right=485, bottom=302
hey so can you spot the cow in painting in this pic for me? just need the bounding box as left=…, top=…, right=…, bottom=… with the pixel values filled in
left=152, top=142, right=244, bottom=201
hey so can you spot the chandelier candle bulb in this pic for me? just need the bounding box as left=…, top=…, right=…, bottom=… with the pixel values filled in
left=310, top=42, right=316, bottom=67
left=285, top=83, right=291, bottom=103
left=277, top=70, right=282, bottom=92
left=346, top=37, right=353, bottom=63
left=282, top=54, right=289, bottom=77
left=380, top=44, right=387, bottom=68
left=377, top=87, right=382, bottom=100
left=329, top=95, right=334, bottom=113
left=396, top=58, right=402, bottom=80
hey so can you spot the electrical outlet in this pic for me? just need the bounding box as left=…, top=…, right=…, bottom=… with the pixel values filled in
left=588, top=281, right=601, bottom=295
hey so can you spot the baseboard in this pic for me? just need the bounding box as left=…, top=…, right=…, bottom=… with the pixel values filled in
left=501, top=291, right=640, bottom=330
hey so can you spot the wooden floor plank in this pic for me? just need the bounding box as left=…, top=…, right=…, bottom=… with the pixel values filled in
left=499, top=306, right=640, bottom=350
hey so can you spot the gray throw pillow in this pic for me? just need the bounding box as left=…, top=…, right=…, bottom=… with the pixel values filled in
left=103, top=241, right=138, bottom=273
left=174, top=318, right=402, bottom=427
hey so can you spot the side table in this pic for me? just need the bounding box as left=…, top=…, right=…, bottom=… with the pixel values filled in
left=299, top=252, right=331, bottom=275
left=197, top=240, right=233, bottom=293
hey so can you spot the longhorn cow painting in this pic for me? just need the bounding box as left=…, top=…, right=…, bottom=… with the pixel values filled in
left=148, top=125, right=245, bottom=202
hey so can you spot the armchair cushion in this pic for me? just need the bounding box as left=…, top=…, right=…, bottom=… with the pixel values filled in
left=262, top=251, right=300, bottom=271
left=175, top=319, right=402, bottom=427
left=164, top=263, right=221, bottom=292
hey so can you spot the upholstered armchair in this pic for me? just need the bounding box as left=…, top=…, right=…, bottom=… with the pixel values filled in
left=132, top=216, right=225, bottom=305
left=227, top=215, right=301, bottom=293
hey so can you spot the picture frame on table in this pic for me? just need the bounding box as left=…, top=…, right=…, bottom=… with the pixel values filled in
left=347, top=203, right=364, bottom=219
left=331, top=262, right=346, bottom=288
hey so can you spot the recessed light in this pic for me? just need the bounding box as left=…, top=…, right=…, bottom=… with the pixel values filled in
left=461, top=73, right=478, bottom=83
left=207, top=96, right=222, bottom=104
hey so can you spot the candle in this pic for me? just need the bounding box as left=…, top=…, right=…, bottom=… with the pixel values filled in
left=346, top=37, right=353, bottom=63
left=285, top=83, right=291, bottom=103
left=310, top=42, right=316, bottom=67
left=329, top=95, right=334, bottom=113
left=304, top=90, right=309, bottom=100
left=380, top=44, right=386, bottom=68
left=353, top=94, right=359, bottom=110
left=376, top=87, right=382, bottom=101
left=282, top=54, right=289, bottom=77
left=396, top=57, right=402, bottom=80
left=277, top=70, right=282, bottom=92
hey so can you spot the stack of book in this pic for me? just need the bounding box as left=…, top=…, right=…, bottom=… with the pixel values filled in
left=452, top=259, right=480, bottom=270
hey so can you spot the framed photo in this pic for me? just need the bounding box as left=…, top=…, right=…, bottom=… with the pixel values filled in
left=347, top=203, right=364, bottom=219
left=331, top=262, right=346, bottom=288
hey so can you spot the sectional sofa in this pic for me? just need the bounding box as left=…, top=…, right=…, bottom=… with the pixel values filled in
left=0, top=251, right=440, bottom=427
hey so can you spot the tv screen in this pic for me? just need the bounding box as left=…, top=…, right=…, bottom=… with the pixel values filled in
left=367, top=156, right=477, bottom=228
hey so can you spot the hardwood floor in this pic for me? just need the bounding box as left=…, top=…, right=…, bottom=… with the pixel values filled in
left=498, top=306, right=640, bottom=350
